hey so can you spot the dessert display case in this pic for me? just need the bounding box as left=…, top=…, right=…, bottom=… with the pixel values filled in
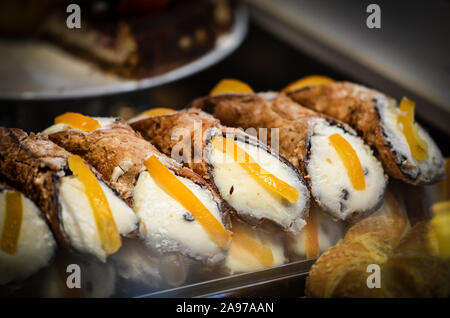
left=0, top=1, right=448, bottom=298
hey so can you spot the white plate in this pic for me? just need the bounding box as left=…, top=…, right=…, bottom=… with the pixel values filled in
left=0, top=5, right=248, bottom=100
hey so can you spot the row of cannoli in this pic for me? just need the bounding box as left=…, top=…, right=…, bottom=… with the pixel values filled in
left=204, top=77, right=445, bottom=186
left=129, top=108, right=309, bottom=232
left=0, top=111, right=309, bottom=285
left=190, top=92, right=388, bottom=221
left=0, top=127, right=138, bottom=284
left=0, top=77, right=445, bottom=287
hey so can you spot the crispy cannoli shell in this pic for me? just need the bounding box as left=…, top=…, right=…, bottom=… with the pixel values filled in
left=0, top=127, right=70, bottom=248
left=306, top=217, right=450, bottom=297
left=48, top=120, right=159, bottom=205
left=130, top=109, right=221, bottom=179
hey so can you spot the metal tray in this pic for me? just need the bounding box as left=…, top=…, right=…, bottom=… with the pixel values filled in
left=0, top=237, right=315, bottom=298
left=141, top=259, right=315, bottom=298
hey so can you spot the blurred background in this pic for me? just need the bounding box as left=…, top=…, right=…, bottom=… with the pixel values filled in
left=0, top=0, right=448, bottom=154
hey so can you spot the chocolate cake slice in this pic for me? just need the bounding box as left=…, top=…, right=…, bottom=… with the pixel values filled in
left=37, top=0, right=233, bottom=78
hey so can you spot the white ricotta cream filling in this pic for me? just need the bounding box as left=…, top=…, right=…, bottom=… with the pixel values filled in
left=307, top=119, right=387, bottom=219
left=207, top=137, right=309, bottom=233
left=0, top=189, right=56, bottom=285
left=133, top=170, right=226, bottom=263
left=59, top=176, right=138, bottom=262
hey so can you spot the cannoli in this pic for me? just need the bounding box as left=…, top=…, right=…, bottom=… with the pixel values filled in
left=129, top=108, right=310, bottom=233
left=0, top=184, right=56, bottom=285
left=44, top=113, right=231, bottom=263
left=287, top=81, right=445, bottom=185
left=190, top=91, right=387, bottom=221
left=0, top=127, right=138, bottom=263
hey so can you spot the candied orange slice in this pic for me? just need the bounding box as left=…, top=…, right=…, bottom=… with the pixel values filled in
left=209, top=79, right=254, bottom=96
left=229, top=222, right=274, bottom=267
left=55, top=112, right=100, bottom=132
left=140, top=108, right=176, bottom=118
left=145, top=155, right=232, bottom=248
left=68, top=155, right=121, bottom=255
left=1, top=191, right=23, bottom=255
left=304, top=209, right=319, bottom=259
left=212, top=136, right=299, bottom=203
left=397, top=98, right=428, bottom=161
left=329, top=133, right=366, bottom=191
left=282, top=75, right=334, bottom=92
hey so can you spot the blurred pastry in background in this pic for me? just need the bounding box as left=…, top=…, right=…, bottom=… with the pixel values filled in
left=305, top=191, right=450, bottom=298
left=305, top=192, right=409, bottom=297
left=380, top=220, right=450, bottom=298
left=0, top=0, right=233, bottom=78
